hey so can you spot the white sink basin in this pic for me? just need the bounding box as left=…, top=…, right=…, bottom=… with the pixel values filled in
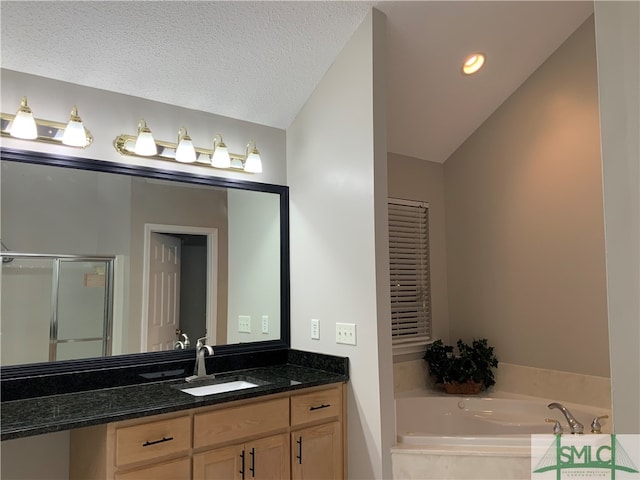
left=179, top=380, right=259, bottom=397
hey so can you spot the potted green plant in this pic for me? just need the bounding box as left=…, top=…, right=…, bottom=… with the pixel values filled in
left=423, top=338, right=499, bottom=394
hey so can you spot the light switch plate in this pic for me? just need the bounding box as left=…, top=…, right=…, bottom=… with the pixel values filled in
left=336, top=322, right=356, bottom=345
left=238, top=315, right=251, bottom=333
left=311, top=318, right=320, bottom=340
left=261, top=315, right=269, bottom=334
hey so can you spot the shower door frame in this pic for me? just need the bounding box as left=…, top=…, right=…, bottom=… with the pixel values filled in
left=2, top=252, right=115, bottom=362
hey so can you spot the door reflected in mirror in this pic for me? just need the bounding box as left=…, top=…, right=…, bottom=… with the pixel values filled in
left=0, top=157, right=284, bottom=367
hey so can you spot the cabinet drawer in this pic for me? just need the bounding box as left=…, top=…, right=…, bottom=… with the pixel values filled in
left=291, top=386, right=342, bottom=427
left=194, top=397, right=289, bottom=449
left=115, top=416, right=191, bottom=467
left=115, top=457, right=190, bottom=480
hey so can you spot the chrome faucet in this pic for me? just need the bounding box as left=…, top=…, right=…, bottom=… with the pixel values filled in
left=548, top=402, right=584, bottom=434
left=186, top=337, right=214, bottom=382
left=173, top=333, right=191, bottom=350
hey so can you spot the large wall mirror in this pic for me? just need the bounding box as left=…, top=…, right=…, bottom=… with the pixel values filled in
left=0, top=148, right=290, bottom=377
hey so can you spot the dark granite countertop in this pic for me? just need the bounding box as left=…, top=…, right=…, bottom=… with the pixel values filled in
left=1, top=363, right=347, bottom=441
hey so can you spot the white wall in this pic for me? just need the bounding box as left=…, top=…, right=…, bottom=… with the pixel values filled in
left=594, top=1, right=640, bottom=434
left=287, top=9, right=394, bottom=479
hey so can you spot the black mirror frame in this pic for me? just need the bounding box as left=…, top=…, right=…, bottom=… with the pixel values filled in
left=0, top=147, right=290, bottom=380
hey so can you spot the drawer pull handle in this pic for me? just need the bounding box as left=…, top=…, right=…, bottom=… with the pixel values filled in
left=309, top=403, right=331, bottom=411
left=296, top=436, right=303, bottom=464
left=142, top=436, right=174, bottom=447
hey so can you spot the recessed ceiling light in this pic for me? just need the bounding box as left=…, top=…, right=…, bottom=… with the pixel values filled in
left=462, top=53, right=486, bottom=75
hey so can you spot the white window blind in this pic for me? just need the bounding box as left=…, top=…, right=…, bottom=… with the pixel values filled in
left=388, top=198, right=431, bottom=347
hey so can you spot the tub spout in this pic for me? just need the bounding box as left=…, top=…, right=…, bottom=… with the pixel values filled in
left=548, top=402, right=584, bottom=434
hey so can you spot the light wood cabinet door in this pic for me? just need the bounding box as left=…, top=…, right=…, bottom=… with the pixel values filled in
left=193, top=434, right=289, bottom=480
left=249, top=434, right=290, bottom=480
left=291, top=422, right=342, bottom=480
left=193, top=444, right=244, bottom=480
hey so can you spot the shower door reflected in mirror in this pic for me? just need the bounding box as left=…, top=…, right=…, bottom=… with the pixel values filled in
left=0, top=255, right=114, bottom=366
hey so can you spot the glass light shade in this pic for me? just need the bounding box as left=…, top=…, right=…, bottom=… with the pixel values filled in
left=10, top=97, right=38, bottom=139
left=62, top=120, right=87, bottom=147
left=62, top=106, right=88, bottom=147
left=244, top=149, right=262, bottom=173
left=175, top=137, right=197, bottom=163
left=211, top=144, right=231, bottom=168
left=134, top=128, right=157, bottom=156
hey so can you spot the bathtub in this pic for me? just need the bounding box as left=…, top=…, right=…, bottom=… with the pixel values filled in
left=391, top=391, right=612, bottom=479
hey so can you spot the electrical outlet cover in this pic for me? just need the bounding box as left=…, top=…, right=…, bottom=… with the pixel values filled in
left=311, top=318, right=320, bottom=340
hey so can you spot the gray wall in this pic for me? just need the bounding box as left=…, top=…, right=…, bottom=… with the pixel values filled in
left=128, top=179, right=229, bottom=352
left=443, top=16, right=609, bottom=377
left=227, top=189, right=281, bottom=344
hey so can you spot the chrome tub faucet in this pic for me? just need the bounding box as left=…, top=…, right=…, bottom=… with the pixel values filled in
left=548, top=402, right=584, bottom=434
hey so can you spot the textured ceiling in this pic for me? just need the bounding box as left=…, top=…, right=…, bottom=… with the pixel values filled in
left=0, top=1, right=374, bottom=129
left=1, top=1, right=594, bottom=164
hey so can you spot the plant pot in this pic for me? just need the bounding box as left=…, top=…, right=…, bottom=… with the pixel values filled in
left=443, top=381, right=483, bottom=395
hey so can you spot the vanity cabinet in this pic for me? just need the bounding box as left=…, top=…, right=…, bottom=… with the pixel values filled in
left=69, top=383, right=346, bottom=480
left=290, top=387, right=344, bottom=480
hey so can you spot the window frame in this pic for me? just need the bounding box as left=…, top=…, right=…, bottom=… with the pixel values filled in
left=388, top=197, right=432, bottom=356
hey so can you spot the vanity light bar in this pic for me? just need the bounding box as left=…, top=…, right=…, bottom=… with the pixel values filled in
left=0, top=98, right=93, bottom=149
left=114, top=134, right=256, bottom=172
left=113, top=121, right=263, bottom=174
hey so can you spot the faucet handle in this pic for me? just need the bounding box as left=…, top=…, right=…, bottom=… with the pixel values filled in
left=196, top=336, right=208, bottom=349
left=590, top=415, right=609, bottom=434
left=545, top=418, right=564, bottom=435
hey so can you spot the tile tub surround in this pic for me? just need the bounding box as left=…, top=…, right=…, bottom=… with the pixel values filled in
left=493, top=363, right=612, bottom=409
left=0, top=350, right=348, bottom=441
left=393, top=358, right=612, bottom=409
left=392, top=445, right=532, bottom=480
